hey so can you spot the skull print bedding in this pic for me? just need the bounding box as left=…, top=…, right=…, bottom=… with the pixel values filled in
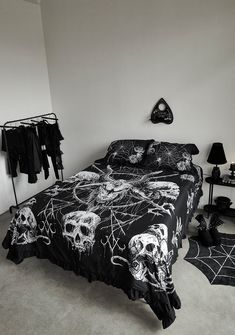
left=2, top=150, right=203, bottom=329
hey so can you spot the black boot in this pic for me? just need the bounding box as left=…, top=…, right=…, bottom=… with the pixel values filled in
left=195, top=214, right=208, bottom=230
left=209, top=212, right=224, bottom=228
left=210, top=227, right=221, bottom=246
left=209, top=212, right=223, bottom=246
left=198, top=229, right=214, bottom=247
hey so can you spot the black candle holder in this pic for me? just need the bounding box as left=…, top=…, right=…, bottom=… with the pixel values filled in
left=229, top=163, right=235, bottom=180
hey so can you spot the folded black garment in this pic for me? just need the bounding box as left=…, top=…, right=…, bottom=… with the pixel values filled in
left=18, top=126, right=42, bottom=183
left=37, top=121, right=64, bottom=179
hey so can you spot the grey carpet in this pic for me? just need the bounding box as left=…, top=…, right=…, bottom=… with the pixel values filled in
left=0, top=210, right=234, bottom=335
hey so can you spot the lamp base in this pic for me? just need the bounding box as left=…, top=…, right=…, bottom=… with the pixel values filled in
left=230, top=171, right=235, bottom=180
left=211, top=166, right=221, bottom=181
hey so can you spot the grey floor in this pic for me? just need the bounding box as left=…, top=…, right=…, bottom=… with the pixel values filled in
left=0, top=210, right=234, bottom=335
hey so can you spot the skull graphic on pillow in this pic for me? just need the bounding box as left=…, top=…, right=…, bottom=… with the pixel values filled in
left=62, top=211, right=101, bottom=253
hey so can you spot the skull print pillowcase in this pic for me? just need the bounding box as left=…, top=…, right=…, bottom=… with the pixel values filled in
left=143, top=141, right=199, bottom=172
left=103, top=139, right=154, bottom=166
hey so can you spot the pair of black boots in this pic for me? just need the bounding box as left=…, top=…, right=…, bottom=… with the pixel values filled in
left=195, top=212, right=223, bottom=247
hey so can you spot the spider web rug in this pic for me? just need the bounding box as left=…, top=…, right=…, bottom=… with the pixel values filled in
left=184, top=233, right=235, bottom=286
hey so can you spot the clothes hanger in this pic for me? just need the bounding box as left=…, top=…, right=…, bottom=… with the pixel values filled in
left=20, top=122, right=37, bottom=127
left=42, top=116, right=58, bottom=121
left=0, top=125, right=17, bottom=129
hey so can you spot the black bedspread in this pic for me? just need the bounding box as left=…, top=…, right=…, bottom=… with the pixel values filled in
left=2, top=162, right=203, bottom=328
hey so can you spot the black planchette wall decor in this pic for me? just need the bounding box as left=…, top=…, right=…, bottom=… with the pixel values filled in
left=150, top=98, right=174, bottom=124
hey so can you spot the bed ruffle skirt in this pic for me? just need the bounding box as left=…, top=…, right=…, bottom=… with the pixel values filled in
left=3, top=231, right=180, bottom=329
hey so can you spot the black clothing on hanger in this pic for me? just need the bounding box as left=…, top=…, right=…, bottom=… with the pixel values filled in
left=2, top=126, right=42, bottom=183
left=37, top=121, right=64, bottom=180
left=0, top=113, right=62, bottom=212
left=19, top=126, right=42, bottom=183
left=1, top=119, right=63, bottom=183
left=1, top=128, right=23, bottom=177
left=36, top=121, right=50, bottom=180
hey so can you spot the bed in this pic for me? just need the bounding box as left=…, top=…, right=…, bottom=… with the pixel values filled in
left=2, top=139, right=203, bottom=328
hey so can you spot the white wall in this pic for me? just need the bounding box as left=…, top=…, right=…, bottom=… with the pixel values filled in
left=0, top=0, right=54, bottom=214
left=1, top=0, right=233, bottom=213
left=41, top=0, right=235, bottom=208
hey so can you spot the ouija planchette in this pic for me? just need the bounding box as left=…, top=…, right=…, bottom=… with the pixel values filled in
left=150, top=98, right=174, bottom=124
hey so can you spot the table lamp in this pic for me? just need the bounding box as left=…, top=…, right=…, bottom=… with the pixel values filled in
left=207, top=142, right=227, bottom=181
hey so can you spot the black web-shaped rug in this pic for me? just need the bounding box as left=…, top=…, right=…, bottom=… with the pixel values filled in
left=184, top=233, right=235, bottom=286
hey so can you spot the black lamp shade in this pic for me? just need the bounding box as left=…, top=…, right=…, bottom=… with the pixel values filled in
left=207, top=142, right=227, bottom=165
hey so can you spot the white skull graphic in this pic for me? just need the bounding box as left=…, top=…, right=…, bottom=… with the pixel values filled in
left=128, top=224, right=168, bottom=282
left=96, top=180, right=131, bottom=203
left=62, top=211, right=101, bottom=253
left=11, top=207, right=37, bottom=245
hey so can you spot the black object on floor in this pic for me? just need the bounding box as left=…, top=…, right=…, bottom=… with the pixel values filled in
left=209, top=227, right=221, bottom=245
left=198, top=229, right=214, bottom=247
left=184, top=233, right=235, bottom=286
left=195, top=213, right=223, bottom=247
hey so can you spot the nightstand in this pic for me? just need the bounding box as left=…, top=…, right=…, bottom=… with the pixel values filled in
left=204, top=177, right=235, bottom=217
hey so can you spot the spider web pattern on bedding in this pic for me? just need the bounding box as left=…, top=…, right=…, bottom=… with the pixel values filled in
left=37, top=164, right=180, bottom=257
left=149, top=142, right=192, bottom=169
left=106, top=140, right=145, bottom=164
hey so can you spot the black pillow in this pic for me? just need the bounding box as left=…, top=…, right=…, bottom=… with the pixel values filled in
left=144, top=141, right=199, bottom=172
left=104, top=139, right=154, bottom=166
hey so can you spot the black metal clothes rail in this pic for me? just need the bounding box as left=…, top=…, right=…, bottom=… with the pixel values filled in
left=0, top=112, right=64, bottom=213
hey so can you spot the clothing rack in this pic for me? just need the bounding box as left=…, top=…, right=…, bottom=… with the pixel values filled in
left=0, top=112, right=64, bottom=213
